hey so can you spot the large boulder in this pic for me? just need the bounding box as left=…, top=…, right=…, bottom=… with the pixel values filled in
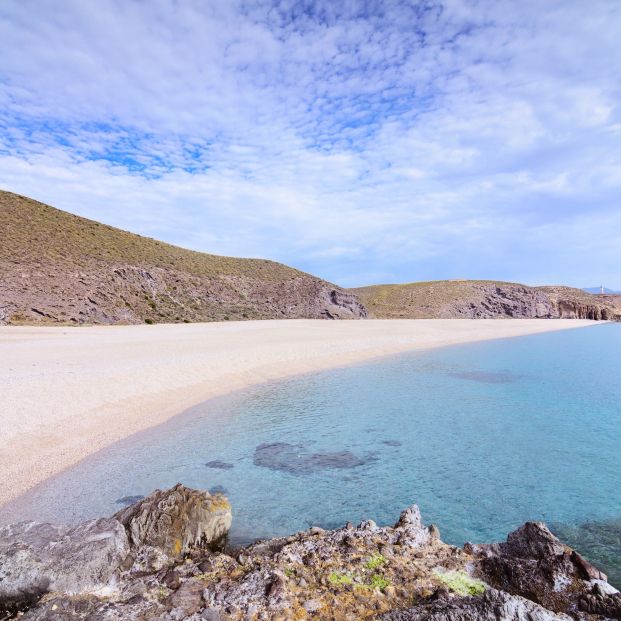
left=0, top=518, right=129, bottom=611
left=467, top=521, right=620, bottom=617
left=113, top=483, right=232, bottom=559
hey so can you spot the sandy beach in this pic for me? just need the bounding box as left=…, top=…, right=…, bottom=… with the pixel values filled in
left=0, top=318, right=597, bottom=507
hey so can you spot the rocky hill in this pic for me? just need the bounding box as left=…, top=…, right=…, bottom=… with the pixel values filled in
left=351, top=280, right=621, bottom=321
left=0, top=191, right=366, bottom=325
left=1, top=484, right=619, bottom=621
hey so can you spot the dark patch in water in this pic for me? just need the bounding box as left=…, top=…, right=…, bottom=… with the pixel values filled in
left=448, top=370, right=518, bottom=384
left=209, top=485, right=228, bottom=495
left=253, top=442, right=376, bottom=475
left=205, top=460, right=234, bottom=470
left=382, top=440, right=403, bottom=447
left=115, top=495, right=145, bottom=506
left=551, top=518, right=621, bottom=588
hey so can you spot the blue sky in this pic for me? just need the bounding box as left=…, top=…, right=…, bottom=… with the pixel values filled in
left=1, top=0, right=620, bottom=288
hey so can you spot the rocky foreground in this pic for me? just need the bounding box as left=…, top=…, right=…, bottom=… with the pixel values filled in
left=1, top=485, right=619, bottom=621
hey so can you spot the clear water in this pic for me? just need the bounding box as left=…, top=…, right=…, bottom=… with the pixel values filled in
left=3, top=324, right=620, bottom=583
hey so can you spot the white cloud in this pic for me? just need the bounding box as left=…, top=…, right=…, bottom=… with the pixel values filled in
left=0, top=0, right=620, bottom=288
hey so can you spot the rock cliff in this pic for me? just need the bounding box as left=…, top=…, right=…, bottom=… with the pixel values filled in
left=352, top=280, right=621, bottom=321
left=0, top=191, right=366, bottom=325
left=1, top=485, right=618, bottom=621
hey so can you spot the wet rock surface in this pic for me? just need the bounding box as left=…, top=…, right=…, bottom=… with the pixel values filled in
left=1, top=485, right=619, bottom=621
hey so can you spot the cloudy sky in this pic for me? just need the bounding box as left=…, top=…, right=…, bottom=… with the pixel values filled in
left=1, top=1, right=620, bottom=288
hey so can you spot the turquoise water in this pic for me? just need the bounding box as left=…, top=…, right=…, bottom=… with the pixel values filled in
left=3, top=324, right=620, bottom=582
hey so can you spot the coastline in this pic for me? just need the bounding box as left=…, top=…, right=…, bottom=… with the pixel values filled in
left=0, top=318, right=599, bottom=507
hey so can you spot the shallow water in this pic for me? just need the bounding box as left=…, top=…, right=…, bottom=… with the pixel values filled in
left=3, top=323, right=620, bottom=583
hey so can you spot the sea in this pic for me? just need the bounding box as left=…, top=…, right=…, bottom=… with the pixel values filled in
left=2, top=323, right=620, bottom=584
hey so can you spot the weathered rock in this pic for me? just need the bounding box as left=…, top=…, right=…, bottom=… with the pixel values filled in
left=579, top=588, right=621, bottom=618
left=167, top=579, right=205, bottom=616
left=19, top=595, right=107, bottom=621
left=468, top=521, right=619, bottom=617
left=3, top=489, right=618, bottom=621
left=0, top=518, right=129, bottom=609
left=380, top=588, right=573, bottom=620
left=114, top=484, right=232, bottom=559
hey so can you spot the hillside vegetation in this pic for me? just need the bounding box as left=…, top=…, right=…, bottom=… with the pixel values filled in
left=0, top=190, right=366, bottom=324
left=2, top=190, right=617, bottom=326
left=351, top=280, right=621, bottom=320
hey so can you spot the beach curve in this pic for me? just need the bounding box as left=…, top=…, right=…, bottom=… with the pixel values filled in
left=0, top=318, right=598, bottom=507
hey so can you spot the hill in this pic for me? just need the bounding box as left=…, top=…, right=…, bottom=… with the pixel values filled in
left=0, top=190, right=366, bottom=325
left=351, top=280, right=621, bottom=320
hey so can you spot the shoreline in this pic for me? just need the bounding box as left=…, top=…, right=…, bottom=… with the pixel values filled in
left=0, top=318, right=599, bottom=508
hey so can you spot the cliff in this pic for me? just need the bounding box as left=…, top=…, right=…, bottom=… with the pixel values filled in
left=0, top=191, right=366, bottom=325
left=352, top=280, right=621, bottom=321
left=539, top=286, right=621, bottom=320
left=1, top=485, right=618, bottom=621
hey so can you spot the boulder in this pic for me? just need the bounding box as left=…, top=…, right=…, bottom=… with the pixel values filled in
left=0, top=518, right=129, bottom=609
left=113, top=483, right=232, bottom=559
left=467, top=521, right=618, bottom=616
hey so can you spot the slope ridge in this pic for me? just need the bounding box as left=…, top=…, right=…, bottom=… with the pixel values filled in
left=0, top=190, right=366, bottom=324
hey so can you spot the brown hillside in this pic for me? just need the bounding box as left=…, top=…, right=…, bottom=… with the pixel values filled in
left=0, top=190, right=366, bottom=325
left=351, top=280, right=621, bottom=320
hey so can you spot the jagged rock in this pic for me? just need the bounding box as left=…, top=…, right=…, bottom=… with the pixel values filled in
left=379, top=588, right=573, bottom=620
left=467, top=521, right=619, bottom=617
left=2, top=490, right=618, bottom=621
left=0, top=518, right=129, bottom=609
left=579, top=588, right=621, bottom=618
left=114, top=484, right=232, bottom=559
left=167, top=579, right=205, bottom=616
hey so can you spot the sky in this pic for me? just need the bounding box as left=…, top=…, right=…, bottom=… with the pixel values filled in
left=1, top=0, right=620, bottom=289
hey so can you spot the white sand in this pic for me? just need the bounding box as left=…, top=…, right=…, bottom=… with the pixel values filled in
left=0, top=318, right=597, bottom=506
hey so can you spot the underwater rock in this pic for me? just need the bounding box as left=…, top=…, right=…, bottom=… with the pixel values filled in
left=253, top=441, right=376, bottom=474
left=208, top=485, right=228, bottom=495
left=113, top=483, right=232, bottom=559
left=115, top=494, right=145, bottom=505
left=448, top=370, right=518, bottom=384
left=205, top=460, right=234, bottom=469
